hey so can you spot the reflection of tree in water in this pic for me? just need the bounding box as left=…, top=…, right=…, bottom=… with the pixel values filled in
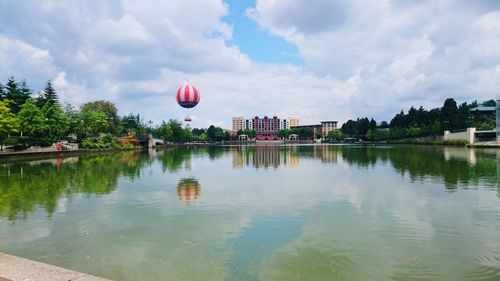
left=338, top=146, right=497, bottom=190
left=158, top=146, right=227, bottom=172
left=177, top=178, right=201, bottom=204
left=0, top=151, right=151, bottom=221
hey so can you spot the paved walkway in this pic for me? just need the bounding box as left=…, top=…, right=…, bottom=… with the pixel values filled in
left=0, top=252, right=109, bottom=281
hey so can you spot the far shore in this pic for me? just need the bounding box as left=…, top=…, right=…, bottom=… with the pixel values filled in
left=2, top=140, right=497, bottom=163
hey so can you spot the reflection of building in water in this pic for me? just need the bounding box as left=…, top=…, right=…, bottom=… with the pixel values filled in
left=497, top=151, right=500, bottom=188
left=232, top=145, right=300, bottom=168
left=313, top=145, right=338, bottom=163
left=177, top=178, right=201, bottom=204
left=443, top=147, right=477, bottom=166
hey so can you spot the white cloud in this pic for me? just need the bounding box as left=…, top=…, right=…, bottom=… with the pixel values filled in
left=0, top=0, right=498, bottom=127
left=0, top=36, right=57, bottom=90
left=248, top=0, right=500, bottom=121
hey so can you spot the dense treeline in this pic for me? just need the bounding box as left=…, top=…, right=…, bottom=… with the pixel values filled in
left=339, top=98, right=496, bottom=141
left=0, top=77, right=229, bottom=149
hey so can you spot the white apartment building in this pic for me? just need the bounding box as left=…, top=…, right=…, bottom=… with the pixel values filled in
left=279, top=119, right=289, bottom=130
left=244, top=119, right=253, bottom=130
left=321, top=121, right=338, bottom=136
left=232, top=117, right=244, bottom=131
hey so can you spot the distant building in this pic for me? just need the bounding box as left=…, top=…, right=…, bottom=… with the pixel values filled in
left=223, top=129, right=238, bottom=138
left=231, top=115, right=337, bottom=139
left=232, top=117, right=244, bottom=131
left=288, top=116, right=300, bottom=127
left=244, top=119, right=253, bottom=130
left=470, top=105, right=495, bottom=120
left=279, top=119, right=289, bottom=130
left=321, top=121, right=338, bottom=136
left=290, top=124, right=322, bottom=139
left=252, top=116, right=280, bottom=139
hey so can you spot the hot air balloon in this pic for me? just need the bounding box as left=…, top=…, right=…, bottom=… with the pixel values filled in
left=176, top=83, right=200, bottom=109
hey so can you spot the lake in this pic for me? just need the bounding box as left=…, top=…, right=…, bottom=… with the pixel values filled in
left=0, top=145, right=499, bottom=280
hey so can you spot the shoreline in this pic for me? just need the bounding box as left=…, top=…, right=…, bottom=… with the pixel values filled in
left=1, top=141, right=495, bottom=163
left=0, top=252, right=109, bottom=281
left=0, top=147, right=143, bottom=162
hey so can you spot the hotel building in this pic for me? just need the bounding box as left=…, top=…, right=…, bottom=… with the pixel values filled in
left=232, top=117, right=244, bottom=132
left=320, top=121, right=338, bottom=136
left=232, top=116, right=337, bottom=139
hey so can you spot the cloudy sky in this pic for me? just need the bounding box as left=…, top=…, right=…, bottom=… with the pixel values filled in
left=0, top=0, right=499, bottom=128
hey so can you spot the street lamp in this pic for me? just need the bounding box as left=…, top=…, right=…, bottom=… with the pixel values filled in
left=45, top=117, right=51, bottom=139
left=148, top=120, right=153, bottom=134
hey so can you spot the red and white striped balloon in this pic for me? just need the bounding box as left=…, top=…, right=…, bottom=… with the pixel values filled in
left=176, top=83, right=200, bottom=109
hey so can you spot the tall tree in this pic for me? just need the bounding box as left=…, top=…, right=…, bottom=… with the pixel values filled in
left=357, top=117, right=370, bottom=136
left=121, top=113, right=146, bottom=134
left=42, top=103, right=69, bottom=140
left=0, top=100, right=18, bottom=148
left=37, top=81, right=58, bottom=107
left=5, top=77, right=31, bottom=114
left=0, top=83, right=5, bottom=101
left=441, top=98, right=458, bottom=130
left=482, top=100, right=496, bottom=107
left=369, top=118, right=377, bottom=130
left=17, top=99, right=45, bottom=137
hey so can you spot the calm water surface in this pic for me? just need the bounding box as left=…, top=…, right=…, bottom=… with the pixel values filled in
left=0, top=145, right=499, bottom=280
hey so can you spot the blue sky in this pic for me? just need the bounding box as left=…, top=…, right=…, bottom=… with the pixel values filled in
left=0, top=0, right=499, bottom=128
left=222, top=0, right=302, bottom=65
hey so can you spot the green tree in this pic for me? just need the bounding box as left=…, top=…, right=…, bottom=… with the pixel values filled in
left=206, top=125, right=226, bottom=141
left=80, top=100, right=119, bottom=133
left=297, top=127, right=313, bottom=139
left=369, top=118, right=377, bottom=131
left=42, top=103, right=69, bottom=140
left=327, top=129, right=344, bottom=141
left=77, top=109, right=107, bottom=137
left=0, top=100, right=18, bottom=148
left=168, top=119, right=185, bottom=142
left=0, top=82, right=6, bottom=101
left=37, top=81, right=58, bottom=107
left=278, top=129, right=291, bottom=139
left=121, top=113, right=145, bottom=135
left=17, top=99, right=45, bottom=137
left=199, top=132, right=208, bottom=142
left=482, top=100, right=496, bottom=107
left=442, top=98, right=458, bottom=130
left=5, top=77, right=31, bottom=114
left=341, top=120, right=358, bottom=136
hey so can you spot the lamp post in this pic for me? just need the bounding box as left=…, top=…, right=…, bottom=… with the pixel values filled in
left=45, top=118, right=51, bottom=139
left=148, top=120, right=153, bottom=134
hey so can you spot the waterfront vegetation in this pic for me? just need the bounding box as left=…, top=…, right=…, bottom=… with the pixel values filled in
left=0, top=77, right=496, bottom=148
left=0, top=77, right=231, bottom=150
left=337, top=98, right=496, bottom=141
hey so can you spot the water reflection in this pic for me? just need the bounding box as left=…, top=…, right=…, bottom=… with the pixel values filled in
left=231, top=145, right=339, bottom=168
left=0, top=151, right=152, bottom=221
left=1, top=145, right=499, bottom=280
left=0, top=145, right=498, bottom=222
left=177, top=178, right=201, bottom=204
left=158, top=146, right=225, bottom=172
left=232, top=146, right=300, bottom=168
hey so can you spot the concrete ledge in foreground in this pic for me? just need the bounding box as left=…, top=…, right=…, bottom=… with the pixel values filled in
left=0, top=252, right=110, bottom=281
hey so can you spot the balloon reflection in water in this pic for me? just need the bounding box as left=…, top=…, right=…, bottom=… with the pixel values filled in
left=177, top=178, right=201, bottom=204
